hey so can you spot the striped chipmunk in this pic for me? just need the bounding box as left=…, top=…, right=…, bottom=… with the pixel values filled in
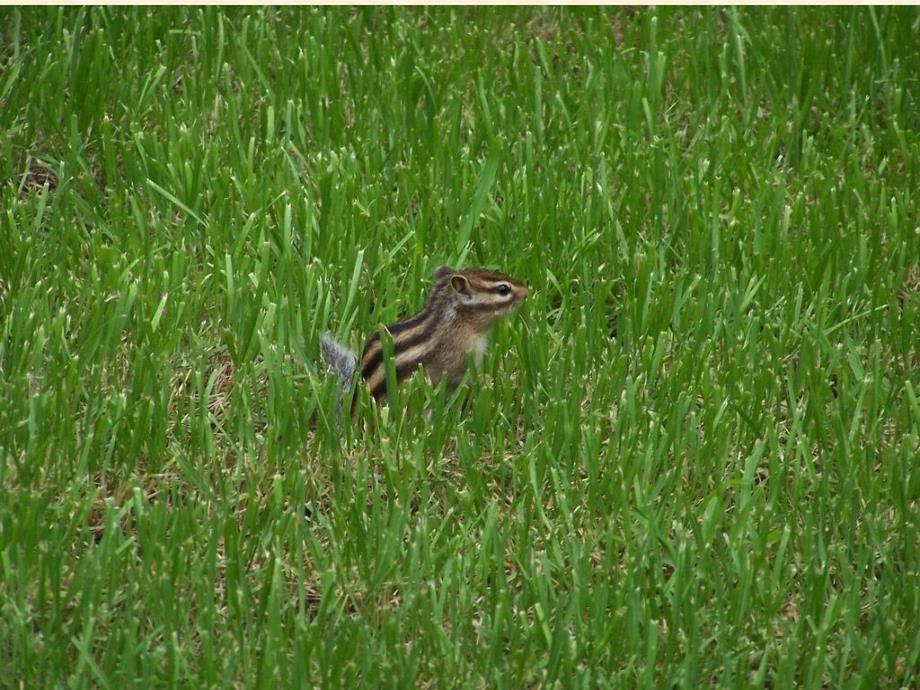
left=320, top=266, right=529, bottom=414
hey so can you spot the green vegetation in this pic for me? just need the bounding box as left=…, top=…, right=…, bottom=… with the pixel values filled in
left=2, top=6, right=919, bottom=688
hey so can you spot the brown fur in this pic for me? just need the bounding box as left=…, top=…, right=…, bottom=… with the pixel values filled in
left=359, top=266, right=528, bottom=401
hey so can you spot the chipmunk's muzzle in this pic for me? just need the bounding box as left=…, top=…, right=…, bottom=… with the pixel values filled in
left=509, top=285, right=528, bottom=312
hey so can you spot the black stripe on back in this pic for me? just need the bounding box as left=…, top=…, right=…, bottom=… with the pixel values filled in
left=360, top=333, right=382, bottom=380
left=368, top=358, right=425, bottom=400
left=390, top=317, right=437, bottom=355
left=369, top=376, right=387, bottom=400
left=360, top=310, right=436, bottom=381
left=386, top=305, right=432, bottom=335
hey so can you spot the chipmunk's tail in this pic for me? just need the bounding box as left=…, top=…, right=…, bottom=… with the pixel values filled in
left=320, top=333, right=357, bottom=414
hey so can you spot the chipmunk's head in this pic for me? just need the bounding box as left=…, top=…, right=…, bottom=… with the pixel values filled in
left=434, top=266, right=529, bottom=331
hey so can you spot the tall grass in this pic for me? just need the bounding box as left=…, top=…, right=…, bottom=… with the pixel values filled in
left=1, top=6, right=919, bottom=688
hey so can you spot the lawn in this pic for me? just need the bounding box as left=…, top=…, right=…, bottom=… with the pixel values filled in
left=1, top=6, right=919, bottom=688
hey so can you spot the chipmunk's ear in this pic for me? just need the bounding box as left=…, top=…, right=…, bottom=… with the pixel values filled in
left=449, top=274, right=472, bottom=300
left=434, top=265, right=455, bottom=281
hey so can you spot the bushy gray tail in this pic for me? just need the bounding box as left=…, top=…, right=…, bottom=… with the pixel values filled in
left=320, top=333, right=357, bottom=389
left=320, top=334, right=357, bottom=417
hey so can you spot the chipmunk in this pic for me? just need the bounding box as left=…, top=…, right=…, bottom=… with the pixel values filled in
left=320, top=266, right=528, bottom=413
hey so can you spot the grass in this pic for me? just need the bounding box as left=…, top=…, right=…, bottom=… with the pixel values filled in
left=1, top=6, right=919, bottom=688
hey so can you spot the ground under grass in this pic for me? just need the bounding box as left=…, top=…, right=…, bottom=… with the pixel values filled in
left=1, top=6, right=919, bottom=688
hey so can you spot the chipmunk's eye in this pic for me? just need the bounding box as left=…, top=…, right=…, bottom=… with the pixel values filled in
left=495, top=284, right=511, bottom=296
